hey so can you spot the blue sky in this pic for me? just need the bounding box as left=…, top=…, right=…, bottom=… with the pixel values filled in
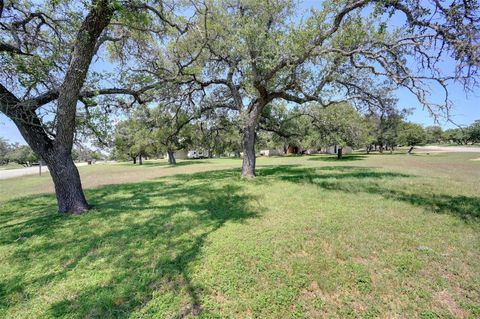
left=1, top=0, right=479, bottom=144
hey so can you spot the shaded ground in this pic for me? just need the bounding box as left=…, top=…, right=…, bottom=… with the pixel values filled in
left=0, top=153, right=479, bottom=318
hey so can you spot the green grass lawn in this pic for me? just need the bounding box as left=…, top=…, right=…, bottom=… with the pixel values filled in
left=0, top=153, right=479, bottom=318
left=0, top=163, right=24, bottom=170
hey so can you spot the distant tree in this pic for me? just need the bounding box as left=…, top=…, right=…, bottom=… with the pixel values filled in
left=90, top=151, right=103, bottom=161
left=114, top=118, right=152, bottom=165
left=113, top=103, right=197, bottom=165
left=6, top=144, right=38, bottom=166
left=72, top=144, right=103, bottom=162
left=258, top=104, right=308, bottom=154
left=443, top=128, right=470, bottom=145
left=361, top=117, right=378, bottom=154
left=194, top=109, right=242, bottom=157
left=306, top=103, right=366, bottom=159
left=364, top=107, right=407, bottom=153
left=381, top=113, right=404, bottom=153
left=425, top=126, right=444, bottom=144
left=0, top=137, right=11, bottom=164
left=148, top=104, right=197, bottom=165
left=397, top=123, right=427, bottom=153
left=467, top=120, right=480, bottom=144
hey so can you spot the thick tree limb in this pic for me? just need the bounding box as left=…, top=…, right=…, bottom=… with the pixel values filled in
left=55, top=0, right=114, bottom=151
left=0, top=41, right=31, bottom=55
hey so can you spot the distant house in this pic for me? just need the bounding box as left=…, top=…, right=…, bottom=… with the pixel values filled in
left=323, top=145, right=353, bottom=155
left=259, top=148, right=284, bottom=156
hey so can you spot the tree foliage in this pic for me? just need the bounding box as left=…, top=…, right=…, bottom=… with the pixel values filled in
left=397, top=122, right=427, bottom=149
left=305, top=103, right=367, bottom=150
left=0, top=140, right=38, bottom=166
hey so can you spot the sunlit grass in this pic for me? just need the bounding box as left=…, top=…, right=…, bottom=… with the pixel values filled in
left=0, top=153, right=479, bottom=318
left=0, top=163, right=24, bottom=170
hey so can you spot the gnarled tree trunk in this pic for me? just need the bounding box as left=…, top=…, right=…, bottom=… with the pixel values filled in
left=43, top=147, right=90, bottom=213
left=337, top=147, right=343, bottom=160
left=241, top=117, right=257, bottom=177
left=167, top=150, right=176, bottom=164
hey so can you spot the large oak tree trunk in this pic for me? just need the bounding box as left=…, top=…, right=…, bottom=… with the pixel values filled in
left=337, top=147, right=343, bottom=160
left=167, top=150, right=176, bottom=165
left=43, top=147, right=90, bottom=213
left=241, top=117, right=257, bottom=177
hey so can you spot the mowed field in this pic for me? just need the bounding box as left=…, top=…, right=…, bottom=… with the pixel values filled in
left=0, top=153, right=479, bottom=318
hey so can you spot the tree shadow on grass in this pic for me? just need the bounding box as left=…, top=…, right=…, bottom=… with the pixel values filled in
left=168, top=164, right=480, bottom=222
left=167, top=165, right=479, bottom=222
left=255, top=165, right=480, bottom=222
left=0, top=173, right=260, bottom=318
left=1, top=164, right=478, bottom=317
left=307, top=154, right=368, bottom=162
left=117, top=160, right=208, bottom=168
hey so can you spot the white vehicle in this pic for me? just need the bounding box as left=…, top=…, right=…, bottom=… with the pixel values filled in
left=187, top=150, right=209, bottom=159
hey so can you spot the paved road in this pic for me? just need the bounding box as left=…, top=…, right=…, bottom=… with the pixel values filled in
left=414, top=146, right=480, bottom=153
left=0, top=163, right=88, bottom=180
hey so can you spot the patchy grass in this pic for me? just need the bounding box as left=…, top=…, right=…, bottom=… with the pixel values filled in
left=0, top=153, right=479, bottom=318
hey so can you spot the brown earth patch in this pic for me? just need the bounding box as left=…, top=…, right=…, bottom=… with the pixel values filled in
left=434, top=290, right=467, bottom=318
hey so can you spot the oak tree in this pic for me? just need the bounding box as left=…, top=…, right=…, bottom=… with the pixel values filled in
left=169, top=0, right=479, bottom=176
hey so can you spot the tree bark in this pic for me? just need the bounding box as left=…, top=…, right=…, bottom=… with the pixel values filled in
left=55, top=1, right=114, bottom=151
left=337, top=147, right=343, bottom=160
left=241, top=116, right=257, bottom=177
left=132, top=156, right=137, bottom=164
left=167, top=150, right=176, bottom=164
left=139, top=154, right=143, bottom=165
left=43, top=147, right=90, bottom=213
left=407, top=146, right=414, bottom=154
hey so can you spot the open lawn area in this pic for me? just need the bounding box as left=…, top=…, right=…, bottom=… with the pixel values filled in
left=0, top=153, right=479, bottom=318
left=0, top=163, right=24, bottom=171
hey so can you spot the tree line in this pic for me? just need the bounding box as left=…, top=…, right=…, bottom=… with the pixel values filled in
left=4, top=113, right=478, bottom=168
left=1, top=0, right=479, bottom=213
left=0, top=138, right=104, bottom=166
left=110, top=103, right=480, bottom=162
left=0, top=138, right=38, bottom=166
